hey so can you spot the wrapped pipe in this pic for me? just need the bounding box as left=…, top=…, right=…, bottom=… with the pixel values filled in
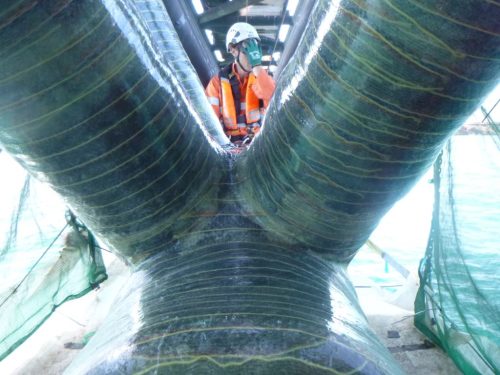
left=0, top=0, right=498, bottom=373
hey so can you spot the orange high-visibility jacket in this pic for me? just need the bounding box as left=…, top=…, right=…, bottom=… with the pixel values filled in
left=205, top=63, right=275, bottom=137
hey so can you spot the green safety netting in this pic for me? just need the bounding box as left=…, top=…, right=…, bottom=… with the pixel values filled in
left=416, top=129, right=500, bottom=374
left=0, top=153, right=107, bottom=361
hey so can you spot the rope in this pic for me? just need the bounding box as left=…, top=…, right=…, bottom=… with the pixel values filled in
left=269, top=0, right=289, bottom=68
left=481, top=97, right=500, bottom=123
left=95, top=245, right=112, bottom=253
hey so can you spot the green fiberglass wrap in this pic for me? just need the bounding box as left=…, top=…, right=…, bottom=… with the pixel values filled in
left=0, top=0, right=227, bottom=264
left=416, top=135, right=500, bottom=375
left=0, top=0, right=498, bottom=373
left=240, top=0, right=500, bottom=262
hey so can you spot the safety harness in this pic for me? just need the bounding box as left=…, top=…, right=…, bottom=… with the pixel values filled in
left=219, top=64, right=264, bottom=139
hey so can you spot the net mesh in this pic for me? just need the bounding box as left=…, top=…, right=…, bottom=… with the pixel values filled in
left=0, top=153, right=107, bottom=361
left=416, top=104, right=500, bottom=374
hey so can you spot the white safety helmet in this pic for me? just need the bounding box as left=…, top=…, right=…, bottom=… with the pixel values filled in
left=225, top=22, right=260, bottom=52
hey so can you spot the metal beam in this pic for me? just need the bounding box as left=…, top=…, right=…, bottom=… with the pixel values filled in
left=268, top=0, right=289, bottom=62
left=204, top=15, right=293, bottom=32
left=275, top=0, right=318, bottom=77
left=162, top=1, right=219, bottom=86
left=199, top=0, right=264, bottom=25
left=244, top=15, right=294, bottom=26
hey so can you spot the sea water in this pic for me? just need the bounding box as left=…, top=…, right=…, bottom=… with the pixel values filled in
left=349, top=135, right=500, bottom=301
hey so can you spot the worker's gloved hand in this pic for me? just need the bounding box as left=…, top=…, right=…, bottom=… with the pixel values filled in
left=243, top=39, right=262, bottom=67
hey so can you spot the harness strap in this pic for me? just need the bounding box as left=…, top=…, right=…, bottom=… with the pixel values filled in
left=229, top=74, right=246, bottom=125
left=219, top=64, right=265, bottom=137
left=219, top=64, right=234, bottom=125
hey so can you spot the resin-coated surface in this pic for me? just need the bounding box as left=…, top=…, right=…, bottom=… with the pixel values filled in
left=0, top=0, right=498, bottom=373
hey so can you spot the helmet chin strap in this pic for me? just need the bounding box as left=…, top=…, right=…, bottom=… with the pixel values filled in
left=236, top=49, right=252, bottom=74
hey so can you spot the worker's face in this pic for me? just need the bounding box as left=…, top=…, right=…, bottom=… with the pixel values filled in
left=229, top=43, right=252, bottom=72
